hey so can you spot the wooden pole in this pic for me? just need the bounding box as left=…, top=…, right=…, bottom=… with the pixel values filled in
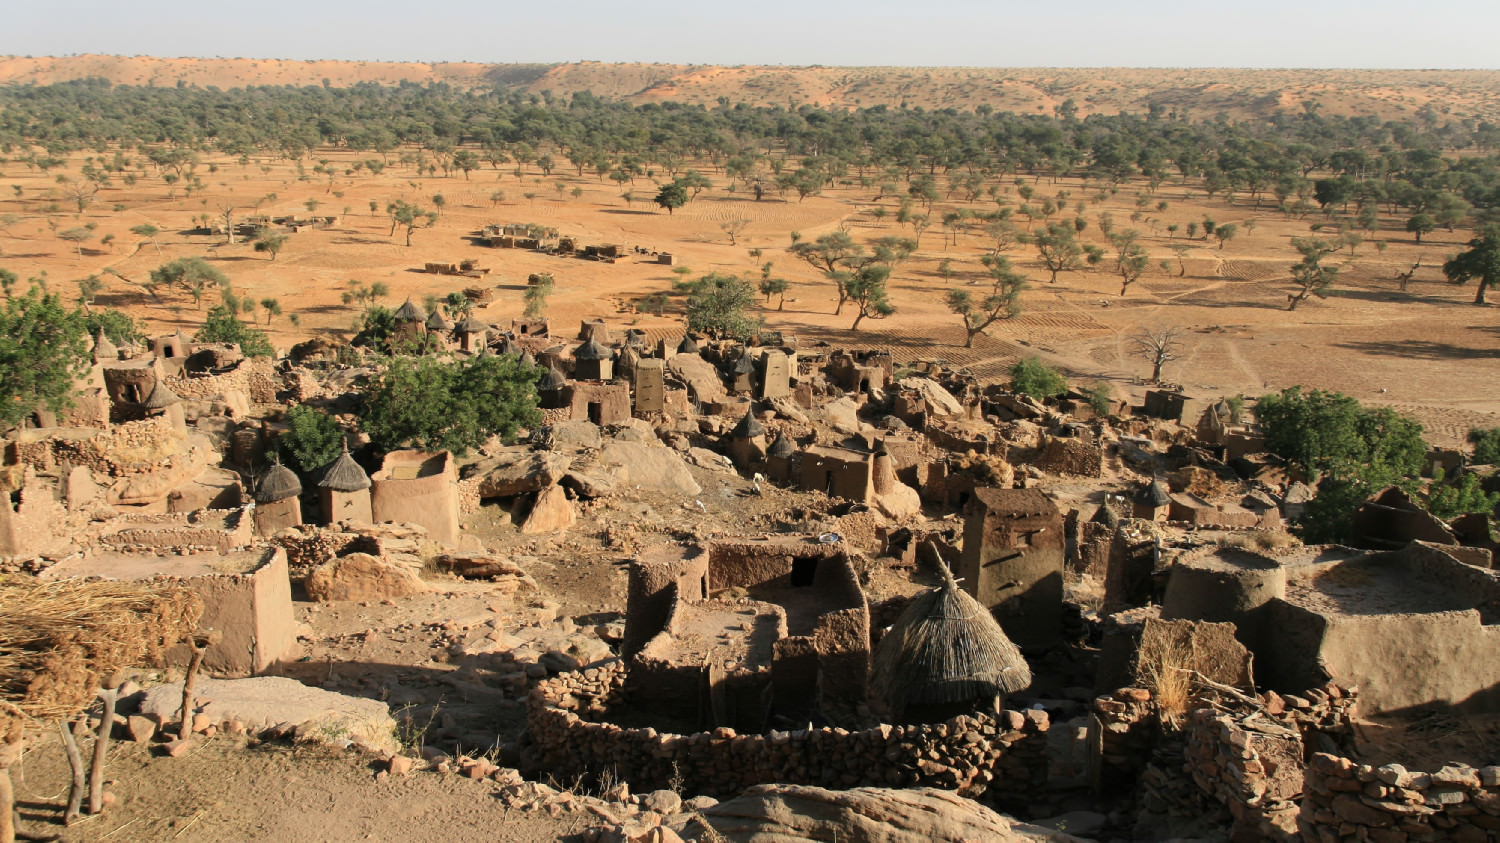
left=178, top=642, right=207, bottom=741
left=88, top=688, right=116, bottom=815
left=59, top=718, right=86, bottom=824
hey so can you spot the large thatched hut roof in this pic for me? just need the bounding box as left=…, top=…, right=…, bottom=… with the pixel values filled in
left=871, top=564, right=1030, bottom=719
left=255, top=461, right=303, bottom=503
left=318, top=446, right=371, bottom=492
left=730, top=412, right=765, bottom=439
left=138, top=378, right=181, bottom=410
left=393, top=298, right=426, bottom=323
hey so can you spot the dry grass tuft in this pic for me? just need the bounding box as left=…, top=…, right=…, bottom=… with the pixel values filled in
left=0, top=577, right=201, bottom=729
left=1136, top=631, right=1195, bottom=726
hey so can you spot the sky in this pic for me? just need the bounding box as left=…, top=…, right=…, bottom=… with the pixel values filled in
left=4, top=0, right=1498, bottom=69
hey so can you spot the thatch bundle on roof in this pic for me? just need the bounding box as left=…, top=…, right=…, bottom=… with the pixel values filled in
left=318, top=446, right=371, bottom=492
left=255, top=462, right=302, bottom=503
left=138, top=378, right=181, bottom=410
left=871, top=564, right=1030, bottom=722
left=0, top=577, right=201, bottom=729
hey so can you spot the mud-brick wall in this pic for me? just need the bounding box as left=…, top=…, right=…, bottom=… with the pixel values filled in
left=526, top=660, right=1049, bottom=802
left=1302, top=752, right=1500, bottom=842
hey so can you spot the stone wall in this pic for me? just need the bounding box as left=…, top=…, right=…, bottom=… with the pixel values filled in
left=170, top=357, right=280, bottom=404
left=526, top=660, right=1049, bottom=807
left=1302, top=752, right=1500, bottom=842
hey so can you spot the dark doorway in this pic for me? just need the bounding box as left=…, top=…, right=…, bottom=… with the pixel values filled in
left=790, top=557, right=818, bottom=587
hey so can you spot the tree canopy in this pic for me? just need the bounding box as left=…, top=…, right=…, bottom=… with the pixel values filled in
left=678, top=273, right=761, bottom=342
left=359, top=354, right=542, bottom=456
left=0, top=283, right=91, bottom=428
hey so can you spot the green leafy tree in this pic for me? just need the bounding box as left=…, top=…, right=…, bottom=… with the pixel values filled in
left=524, top=274, right=553, bottom=318
left=260, top=297, right=282, bottom=325
left=1256, top=387, right=1427, bottom=542
left=1287, top=237, right=1340, bottom=310
left=1086, top=383, right=1113, bottom=416
left=947, top=255, right=1026, bottom=347
left=1214, top=222, right=1238, bottom=250
left=253, top=229, right=288, bottom=261
left=1442, top=226, right=1500, bottom=305
left=195, top=303, right=274, bottom=357
left=1009, top=358, right=1067, bottom=401
left=360, top=354, right=541, bottom=456
left=278, top=404, right=344, bottom=474
left=1427, top=474, right=1500, bottom=521
left=1406, top=213, right=1435, bottom=244
left=788, top=231, right=865, bottom=314
left=838, top=263, right=895, bottom=330
left=75, top=274, right=106, bottom=308
left=84, top=309, right=141, bottom=346
left=150, top=257, right=228, bottom=303
left=387, top=200, right=437, bottom=246
left=0, top=283, right=90, bottom=427
left=759, top=276, right=789, bottom=310
left=58, top=226, right=92, bottom=258
left=678, top=273, right=760, bottom=341
left=654, top=182, right=689, bottom=214
left=1470, top=427, right=1500, bottom=465
left=1031, top=221, right=1101, bottom=283
left=130, top=222, right=162, bottom=255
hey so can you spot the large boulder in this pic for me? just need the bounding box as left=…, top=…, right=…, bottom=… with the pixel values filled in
left=471, top=450, right=573, bottom=498
left=139, top=676, right=396, bottom=754
left=822, top=397, right=864, bottom=436
left=667, top=354, right=726, bottom=404
left=689, top=784, right=1080, bottom=842
left=898, top=376, right=965, bottom=418
left=305, top=552, right=427, bottom=602
left=520, top=484, right=577, bottom=534
left=596, top=442, right=701, bottom=496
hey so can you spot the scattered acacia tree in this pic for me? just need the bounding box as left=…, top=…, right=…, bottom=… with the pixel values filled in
left=149, top=256, right=228, bottom=304
left=259, top=297, right=282, bottom=325
left=1130, top=327, right=1182, bottom=383
left=789, top=231, right=865, bottom=313
left=946, top=255, right=1026, bottom=347
left=653, top=182, right=689, bottom=214
left=58, top=227, right=92, bottom=259
left=75, top=275, right=106, bottom=309
left=277, top=404, right=344, bottom=473
left=253, top=229, right=287, bottom=261
left=387, top=200, right=436, bottom=246
left=679, top=273, right=760, bottom=341
left=359, top=353, right=541, bottom=456
left=194, top=303, right=273, bottom=357
left=838, top=263, right=895, bottom=330
left=1442, top=226, right=1500, bottom=305
left=1287, top=237, right=1340, bottom=310
left=1256, top=387, right=1427, bottom=543
left=758, top=276, right=789, bottom=310
left=523, top=274, right=553, bottom=318
left=1009, top=358, right=1067, bottom=401
left=0, top=282, right=90, bottom=428
left=130, top=223, right=162, bottom=255
left=1406, top=212, right=1435, bottom=244
left=1031, top=221, right=1102, bottom=283
left=1213, top=222, right=1238, bottom=250
left=720, top=217, right=750, bottom=246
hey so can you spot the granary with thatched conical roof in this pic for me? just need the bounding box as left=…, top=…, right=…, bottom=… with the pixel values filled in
left=317, top=444, right=372, bottom=525
left=453, top=315, right=489, bottom=354
left=729, top=351, right=757, bottom=394
left=572, top=337, right=614, bottom=381
left=960, top=487, right=1066, bottom=651
left=390, top=298, right=428, bottom=346
left=871, top=561, right=1031, bottom=723
left=138, top=376, right=187, bottom=433
left=1133, top=476, right=1173, bottom=522
left=766, top=432, right=797, bottom=482
left=252, top=459, right=303, bottom=535
left=728, top=410, right=767, bottom=468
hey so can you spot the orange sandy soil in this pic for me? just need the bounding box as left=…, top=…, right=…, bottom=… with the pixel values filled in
left=3, top=146, right=1496, bottom=447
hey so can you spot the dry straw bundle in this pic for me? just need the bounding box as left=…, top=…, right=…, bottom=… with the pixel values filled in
left=0, top=577, right=201, bottom=729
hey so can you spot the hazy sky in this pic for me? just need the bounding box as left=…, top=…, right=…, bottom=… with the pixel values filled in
left=5, top=0, right=1497, bottom=69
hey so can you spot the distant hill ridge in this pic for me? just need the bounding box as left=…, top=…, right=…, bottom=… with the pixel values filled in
left=2, top=55, right=1498, bottom=121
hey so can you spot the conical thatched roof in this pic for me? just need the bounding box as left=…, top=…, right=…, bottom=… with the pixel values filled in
left=767, top=432, right=796, bottom=459
left=1135, top=477, right=1171, bottom=507
left=730, top=412, right=765, bottom=439
left=731, top=353, right=755, bottom=375
left=255, top=461, right=302, bottom=503
left=92, top=330, right=118, bottom=362
left=317, top=446, right=370, bottom=492
left=870, top=563, right=1031, bottom=720
left=676, top=334, right=699, bottom=354
left=425, top=310, right=452, bottom=332
left=455, top=316, right=488, bottom=334
left=574, top=338, right=612, bottom=361
left=519, top=349, right=536, bottom=368
left=538, top=367, right=566, bottom=391
left=138, top=378, right=181, bottom=410
left=393, top=298, right=426, bottom=322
